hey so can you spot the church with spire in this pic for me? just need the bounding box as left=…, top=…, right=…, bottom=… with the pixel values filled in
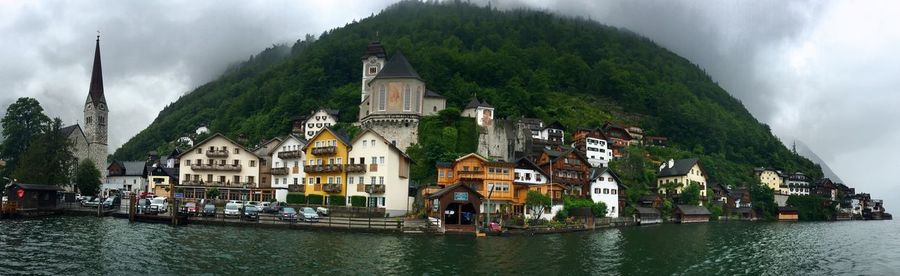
left=62, top=35, right=109, bottom=184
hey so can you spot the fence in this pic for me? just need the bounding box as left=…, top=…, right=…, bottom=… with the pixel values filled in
left=178, top=208, right=403, bottom=231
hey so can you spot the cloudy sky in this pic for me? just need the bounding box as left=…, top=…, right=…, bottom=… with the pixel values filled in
left=2, top=1, right=897, bottom=205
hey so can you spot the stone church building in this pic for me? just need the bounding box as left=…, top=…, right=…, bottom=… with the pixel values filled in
left=64, top=36, right=109, bottom=185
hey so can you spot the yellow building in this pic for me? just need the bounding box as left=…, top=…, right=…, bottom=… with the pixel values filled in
left=656, top=158, right=708, bottom=205
left=755, top=168, right=786, bottom=195
left=302, top=127, right=351, bottom=204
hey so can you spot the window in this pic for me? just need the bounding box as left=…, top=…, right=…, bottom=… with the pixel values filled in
left=248, top=176, right=254, bottom=184
left=403, top=84, right=411, bottom=111
left=233, top=148, right=239, bottom=154
left=197, top=148, right=202, bottom=154
left=308, top=177, right=314, bottom=184
left=363, top=140, right=367, bottom=146
left=328, top=176, right=334, bottom=184
left=415, top=86, right=422, bottom=112
left=594, top=188, right=601, bottom=194
left=378, top=85, right=386, bottom=111
left=250, top=160, right=256, bottom=167
left=379, top=177, right=384, bottom=185
left=186, top=160, right=191, bottom=166
left=337, top=157, right=342, bottom=164
left=233, top=176, right=240, bottom=184
left=293, top=178, right=298, bottom=185
left=612, top=189, right=617, bottom=195
left=233, top=160, right=239, bottom=166
left=349, top=177, right=354, bottom=185
left=275, top=178, right=280, bottom=185
left=379, top=157, right=384, bottom=164
left=371, top=176, right=376, bottom=185
left=358, top=177, right=363, bottom=184
left=371, top=157, right=377, bottom=164
left=336, top=176, right=341, bottom=185
left=371, top=139, right=376, bottom=146
left=369, top=67, right=376, bottom=74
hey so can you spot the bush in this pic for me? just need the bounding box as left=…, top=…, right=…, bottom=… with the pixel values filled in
left=350, top=196, right=367, bottom=207
left=562, top=196, right=608, bottom=218
left=328, top=195, right=346, bottom=206
left=286, top=193, right=307, bottom=204
left=307, top=194, right=324, bottom=205
left=708, top=204, right=723, bottom=221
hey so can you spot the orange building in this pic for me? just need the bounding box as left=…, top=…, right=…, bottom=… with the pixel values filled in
left=435, top=153, right=524, bottom=214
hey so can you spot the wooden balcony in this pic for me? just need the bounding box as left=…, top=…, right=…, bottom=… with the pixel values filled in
left=190, top=164, right=242, bottom=172
left=277, top=150, right=304, bottom=159
left=365, top=184, right=386, bottom=194
left=323, top=183, right=342, bottom=193
left=303, top=164, right=343, bottom=173
left=205, top=149, right=229, bottom=158
left=311, top=146, right=337, bottom=156
left=271, top=167, right=289, bottom=176
left=457, top=170, right=484, bottom=179
left=288, top=184, right=305, bottom=193
left=345, top=164, right=366, bottom=173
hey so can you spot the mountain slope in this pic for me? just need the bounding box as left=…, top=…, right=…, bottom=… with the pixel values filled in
left=113, top=1, right=822, bottom=185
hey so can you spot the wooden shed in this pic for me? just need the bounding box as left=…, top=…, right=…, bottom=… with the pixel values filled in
left=426, top=183, right=484, bottom=232
left=674, top=204, right=711, bottom=223
left=778, top=207, right=799, bottom=221
left=634, top=207, right=662, bottom=225
left=5, top=183, right=61, bottom=211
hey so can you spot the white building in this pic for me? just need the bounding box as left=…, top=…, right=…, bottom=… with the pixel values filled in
left=461, top=97, right=494, bottom=127
left=104, top=161, right=148, bottom=196
left=538, top=121, right=565, bottom=144
left=270, top=134, right=307, bottom=202
left=589, top=167, right=624, bottom=218
left=302, top=109, right=339, bottom=140
left=346, top=129, right=413, bottom=217
left=785, top=172, right=810, bottom=196
left=176, top=133, right=268, bottom=201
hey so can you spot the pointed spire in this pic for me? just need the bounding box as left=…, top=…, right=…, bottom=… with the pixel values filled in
left=86, top=34, right=105, bottom=105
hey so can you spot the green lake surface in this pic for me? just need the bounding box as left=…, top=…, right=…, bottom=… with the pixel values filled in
left=1, top=216, right=897, bottom=275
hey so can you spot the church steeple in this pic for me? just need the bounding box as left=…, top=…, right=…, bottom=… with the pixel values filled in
left=86, top=35, right=105, bottom=105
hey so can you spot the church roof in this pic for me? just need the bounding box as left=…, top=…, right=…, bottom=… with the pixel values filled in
left=424, top=89, right=444, bottom=98
left=464, top=97, right=493, bottom=109
left=361, top=41, right=387, bottom=59
left=371, top=51, right=421, bottom=81
left=61, top=124, right=82, bottom=137
left=86, top=36, right=106, bottom=105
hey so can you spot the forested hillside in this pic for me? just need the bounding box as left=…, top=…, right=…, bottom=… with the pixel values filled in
left=113, top=0, right=821, bottom=186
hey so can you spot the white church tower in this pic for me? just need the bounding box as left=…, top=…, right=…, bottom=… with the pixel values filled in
left=360, top=41, right=386, bottom=102
left=83, top=35, right=109, bottom=180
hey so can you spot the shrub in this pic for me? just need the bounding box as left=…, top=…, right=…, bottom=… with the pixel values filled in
left=286, top=193, right=307, bottom=204
left=350, top=196, right=367, bottom=207
left=328, top=195, right=346, bottom=206
left=307, top=194, right=324, bottom=205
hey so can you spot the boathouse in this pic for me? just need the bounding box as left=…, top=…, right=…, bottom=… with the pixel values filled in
left=4, top=183, right=62, bottom=211
left=426, top=183, right=483, bottom=232
left=634, top=207, right=662, bottom=225
left=778, top=207, right=799, bottom=221
left=674, top=205, right=711, bottom=223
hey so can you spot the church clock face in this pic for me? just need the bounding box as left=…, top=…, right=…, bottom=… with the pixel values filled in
left=99, top=103, right=105, bottom=111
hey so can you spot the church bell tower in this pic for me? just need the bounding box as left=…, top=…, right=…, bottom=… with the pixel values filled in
left=83, top=35, right=108, bottom=178
left=360, top=41, right=386, bottom=102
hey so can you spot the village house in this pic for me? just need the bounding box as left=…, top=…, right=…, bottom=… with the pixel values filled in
left=754, top=167, right=786, bottom=195
left=104, top=161, right=148, bottom=196
left=601, top=122, right=635, bottom=158
left=297, top=109, right=339, bottom=140
left=588, top=167, right=626, bottom=218
left=536, top=148, right=591, bottom=196
left=252, top=137, right=282, bottom=197
left=514, top=157, right=564, bottom=219
left=269, top=134, right=307, bottom=202
left=461, top=97, right=494, bottom=127
left=176, top=133, right=270, bottom=202
left=436, top=153, right=520, bottom=214
left=813, top=178, right=837, bottom=201
left=538, top=121, right=565, bottom=145
left=727, top=187, right=755, bottom=220
left=674, top=205, right=711, bottom=223
left=302, top=127, right=351, bottom=205
left=572, top=128, right=612, bottom=168
left=147, top=165, right=178, bottom=196
left=423, top=182, right=484, bottom=232
left=346, top=129, right=413, bottom=216
left=656, top=158, right=708, bottom=205
left=785, top=172, right=810, bottom=196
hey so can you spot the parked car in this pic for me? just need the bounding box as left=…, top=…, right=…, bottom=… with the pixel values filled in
left=202, top=204, right=217, bottom=217
left=316, top=206, right=329, bottom=217
left=246, top=201, right=259, bottom=209
left=137, top=198, right=155, bottom=214
left=182, top=202, right=198, bottom=216
left=242, top=206, right=259, bottom=221
left=102, top=196, right=120, bottom=209
left=227, top=200, right=244, bottom=209
left=300, top=207, right=319, bottom=222
left=278, top=207, right=297, bottom=221
left=224, top=203, right=241, bottom=217
left=81, top=197, right=101, bottom=207
left=268, top=202, right=288, bottom=213
left=150, top=197, right=168, bottom=213
left=259, top=202, right=271, bottom=213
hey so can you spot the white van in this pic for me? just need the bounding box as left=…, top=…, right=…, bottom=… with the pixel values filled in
left=150, top=197, right=168, bottom=213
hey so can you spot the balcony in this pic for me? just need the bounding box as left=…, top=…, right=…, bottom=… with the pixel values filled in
left=323, top=183, right=342, bottom=193
left=311, top=146, right=337, bottom=156
left=365, top=184, right=386, bottom=194
left=303, top=164, right=343, bottom=173
left=457, top=170, right=484, bottom=179
left=271, top=167, right=289, bottom=176
left=206, top=149, right=229, bottom=158
left=345, top=164, right=367, bottom=173
left=288, top=184, right=306, bottom=193
left=277, top=150, right=304, bottom=159
left=190, top=163, right=242, bottom=172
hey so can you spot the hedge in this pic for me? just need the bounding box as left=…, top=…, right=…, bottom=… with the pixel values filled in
left=307, top=194, right=324, bottom=205
left=328, top=195, right=346, bottom=206
left=286, top=193, right=307, bottom=204
left=350, top=196, right=367, bottom=207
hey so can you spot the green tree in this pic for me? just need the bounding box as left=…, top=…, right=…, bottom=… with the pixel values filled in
left=206, top=187, right=220, bottom=199
left=524, top=190, right=551, bottom=219
left=660, top=198, right=674, bottom=220
left=750, top=183, right=777, bottom=220
left=74, top=159, right=101, bottom=196
left=680, top=182, right=701, bottom=206
left=12, top=118, right=76, bottom=186
left=1, top=97, right=51, bottom=177
left=592, top=201, right=608, bottom=218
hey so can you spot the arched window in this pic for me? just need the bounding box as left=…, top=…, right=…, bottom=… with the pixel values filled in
left=378, top=85, right=386, bottom=111
left=403, top=84, right=411, bottom=111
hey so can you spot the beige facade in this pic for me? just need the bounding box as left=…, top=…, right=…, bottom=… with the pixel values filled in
left=757, top=169, right=786, bottom=194
left=657, top=161, right=708, bottom=202
left=346, top=129, right=412, bottom=216
left=176, top=134, right=271, bottom=201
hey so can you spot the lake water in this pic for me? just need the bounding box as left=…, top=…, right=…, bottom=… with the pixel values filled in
left=1, top=216, right=897, bottom=275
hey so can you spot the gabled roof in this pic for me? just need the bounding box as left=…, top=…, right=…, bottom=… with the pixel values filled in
left=61, top=124, right=83, bottom=137
left=455, top=152, right=489, bottom=163
left=464, top=97, right=493, bottom=109
left=589, top=167, right=627, bottom=189
left=371, top=51, right=420, bottom=82
left=543, top=121, right=565, bottom=131
left=634, top=207, right=660, bottom=215
left=515, top=158, right=547, bottom=177
left=86, top=36, right=106, bottom=105
left=424, top=89, right=444, bottom=98
left=301, top=127, right=351, bottom=151
left=308, top=109, right=340, bottom=118
left=270, top=134, right=307, bottom=153
left=176, top=133, right=262, bottom=159
left=540, top=147, right=589, bottom=166
left=8, top=183, right=62, bottom=191
left=657, top=158, right=701, bottom=178
left=117, top=161, right=147, bottom=177
left=351, top=128, right=411, bottom=161
left=427, top=182, right=485, bottom=199
left=602, top=122, right=634, bottom=140
left=676, top=204, right=711, bottom=215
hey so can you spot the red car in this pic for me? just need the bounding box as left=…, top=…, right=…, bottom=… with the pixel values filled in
left=181, top=202, right=198, bottom=215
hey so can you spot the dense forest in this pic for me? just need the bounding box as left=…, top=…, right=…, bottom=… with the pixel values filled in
left=113, top=1, right=822, bottom=189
